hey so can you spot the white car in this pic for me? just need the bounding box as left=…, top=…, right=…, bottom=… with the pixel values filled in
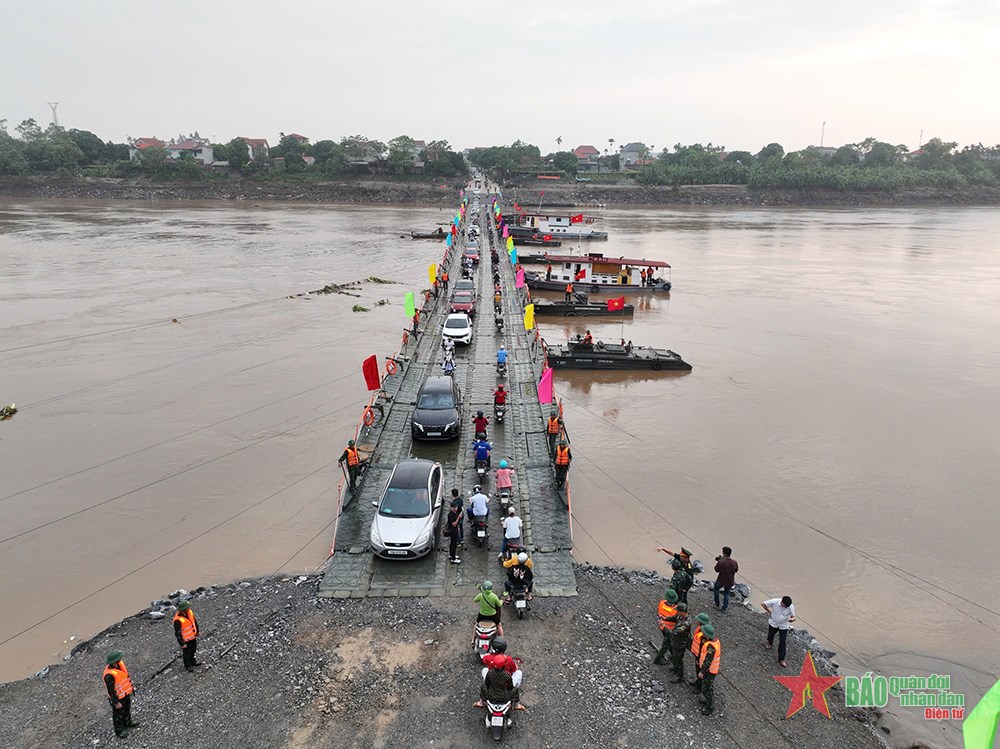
left=370, top=459, right=443, bottom=560
left=442, top=313, right=473, bottom=346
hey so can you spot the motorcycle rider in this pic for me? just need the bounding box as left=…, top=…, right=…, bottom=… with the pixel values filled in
left=496, top=345, right=508, bottom=371
left=473, top=580, right=505, bottom=640
left=473, top=654, right=525, bottom=712
left=472, top=437, right=492, bottom=469
left=473, top=411, right=490, bottom=439
left=495, top=460, right=514, bottom=495
left=479, top=636, right=522, bottom=690
left=493, top=384, right=508, bottom=408
left=467, top=484, right=490, bottom=523
left=503, top=551, right=534, bottom=600
left=498, top=505, right=522, bottom=560
left=442, top=352, right=455, bottom=376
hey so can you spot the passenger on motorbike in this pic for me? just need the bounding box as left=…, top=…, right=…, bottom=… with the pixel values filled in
left=467, top=485, right=490, bottom=523
left=504, top=552, right=534, bottom=600
left=495, top=460, right=514, bottom=492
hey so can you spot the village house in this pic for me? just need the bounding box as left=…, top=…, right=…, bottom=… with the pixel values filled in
left=127, top=137, right=165, bottom=161
left=620, top=142, right=653, bottom=168
left=165, top=139, right=214, bottom=166
left=286, top=133, right=309, bottom=145
left=240, top=138, right=269, bottom=161
left=573, top=145, right=601, bottom=173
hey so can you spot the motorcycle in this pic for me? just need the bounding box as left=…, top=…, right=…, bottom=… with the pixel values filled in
left=494, top=314, right=504, bottom=331
left=494, top=402, right=506, bottom=423
left=462, top=265, right=473, bottom=280
left=496, top=361, right=507, bottom=378
left=484, top=700, right=514, bottom=741
left=474, top=620, right=497, bottom=660
left=510, top=583, right=531, bottom=619
left=442, top=354, right=455, bottom=377
left=495, top=486, right=512, bottom=511
left=471, top=513, right=489, bottom=546
left=476, top=458, right=489, bottom=482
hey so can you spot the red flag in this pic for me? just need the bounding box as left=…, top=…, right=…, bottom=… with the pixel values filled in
left=542, top=234, right=552, bottom=241
left=607, top=296, right=625, bottom=311
left=514, top=202, right=521, bottom=211
left=362, top=355, right=381, bottom=391
left=451, top=224, right=457, bottom=236
left=570, top=213, right=584, bottom=224
left=540, top=191, right=545, bottom=197
left=574, top=268, right=587, bottom=281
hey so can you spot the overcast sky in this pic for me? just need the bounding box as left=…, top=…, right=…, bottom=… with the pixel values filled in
left=2, top=0, right=997, bottom=153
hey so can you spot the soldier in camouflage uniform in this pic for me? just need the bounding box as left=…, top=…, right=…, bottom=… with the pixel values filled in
left=669, top=603, right=691, bottom=682
left=669, top=558, right=693, bottom=604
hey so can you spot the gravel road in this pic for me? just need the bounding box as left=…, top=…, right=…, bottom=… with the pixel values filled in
left=0, top=567, right=888, bottom=749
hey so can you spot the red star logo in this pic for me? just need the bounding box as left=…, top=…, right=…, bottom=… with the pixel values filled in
left=774, top=651, right=844, bottom=718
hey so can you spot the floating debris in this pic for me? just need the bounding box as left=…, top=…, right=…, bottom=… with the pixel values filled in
left=367, top=276, right=397, bottom=284
left=375, top=299, right=390, bottom=306
left=352, top=305, right=370, bottom=313
left=0, top=404, right=16, bottom=421
left=311, top=282, right=362, bottom=297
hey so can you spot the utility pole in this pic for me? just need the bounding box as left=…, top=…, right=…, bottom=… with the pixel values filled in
left=918, top=129, right=924, bottom=148
left=820, top=121, right=826, bottom=147
left=48, top=102, right=59, bottom=127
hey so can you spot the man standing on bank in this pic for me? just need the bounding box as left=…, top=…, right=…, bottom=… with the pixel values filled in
left=762, top=595, right=796, bottom=667
left=338, top=439, right=361, bottom=494
left=713, top=547, right=738, bottom=612
left=103, top=650, right=138, bottom=738
left=173, top=599, right=200, bottom=671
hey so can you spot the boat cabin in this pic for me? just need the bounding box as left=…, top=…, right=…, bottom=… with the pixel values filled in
left=544, top=253, right=671, bottom=286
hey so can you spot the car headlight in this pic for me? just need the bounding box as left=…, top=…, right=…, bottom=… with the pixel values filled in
left=370, top=523, right=382, bottom=545
left=445, top=421, right=457, bottom=431
left=413, top=528, right=430, bottom=547
left=413, top=422, right=425, bottom=431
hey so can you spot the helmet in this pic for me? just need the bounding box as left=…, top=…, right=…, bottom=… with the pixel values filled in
left=517, top=552, right=528, bottom=563
left=348, top=439, right=355, bottom=446
left=500, top=345, right=505, bottom=350
left=499, top=459, right=508, bottom=468
left=671, top=559, right=682, bottom=570
left=491, top=636, right=508, bottom=653
left=664, top=589, right=678, bottom=603
left=586, top=329, right=591, bottom=334
left=700, top=624, right=716, bottom=639
left=177, top=600, right=191, bottom=611
left=550, top=409, right=558, bottom=417
left=477, top=410, right=484, bottom=417
left=491, top=654, right=509, bottom=669
left=696, top=613, right=711, bottom=625
left=508, top=506, right=515, bottom=515
left=106, top=650, right=124, bottom=665
left=497, top=383, right=505, bottom=390
left=473, top=485, right=482, bottom=493
left=482, top=580, right=493, bottom=591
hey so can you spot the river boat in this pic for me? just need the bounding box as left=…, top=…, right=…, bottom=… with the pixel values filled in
left=545, top=338, right=691, bottom=371
left=503, top=212, right=608, bottom=240
left=526, top=253, right=671, bottom=292
left=411, top=229, right=447, bottom=240
left=512, top=236, right=562, bottom=247
left=534, top=293, right=634, bottom=317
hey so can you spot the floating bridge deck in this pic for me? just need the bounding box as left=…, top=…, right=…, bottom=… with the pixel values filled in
left=318, top=199, right=576, bottom=599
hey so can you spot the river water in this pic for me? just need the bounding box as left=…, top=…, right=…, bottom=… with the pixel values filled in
left=1, top=200, right=997, bottom=746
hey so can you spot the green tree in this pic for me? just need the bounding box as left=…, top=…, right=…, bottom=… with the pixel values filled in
left=863, top=141, right=899, bottom=168
left=0, top=126, right=29, bottom=174
left=66, top=129, right=105, bottom=164
left=226, top=137, right=250, bottom=171
left=387, top=135, right=417, bottom=173
left=101, top=141, right=129, bottom=162
left=137, top=145, right=169, bottom=179
left=757, top=142, right=785, bottom=163
left=340, top=135, right=386, bottom=162
left=550, top=150, right=578, bottom=175
left=725, top=150, right=755, bottom=165
left=914, top=137, right=957, bottom=170
left=312, top=139, right=346, bottom=174
left=830, top=145, right=861, bottom=166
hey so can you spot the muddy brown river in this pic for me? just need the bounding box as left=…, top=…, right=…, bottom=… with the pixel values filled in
left=1, top=200, right=997, bottom=746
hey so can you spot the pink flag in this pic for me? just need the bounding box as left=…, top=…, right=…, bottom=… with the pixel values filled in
left=515, top=268, right=525, bottom=288
left=502, top=225, right=508, bottom=238
left=537, top=367, right=554, bottom=404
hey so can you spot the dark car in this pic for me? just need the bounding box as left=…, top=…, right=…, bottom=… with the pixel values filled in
left=411, top=375, right=462, bottom=440
left=451, top=290, right=476, bottom=317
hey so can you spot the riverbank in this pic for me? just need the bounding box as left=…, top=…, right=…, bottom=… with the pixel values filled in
left=2, top=175, right=998, bottom=207
left=0, top=566, right=886, bottom=749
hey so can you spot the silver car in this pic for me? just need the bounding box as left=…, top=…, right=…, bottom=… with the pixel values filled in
left=370, top=459, right=443, bottom=559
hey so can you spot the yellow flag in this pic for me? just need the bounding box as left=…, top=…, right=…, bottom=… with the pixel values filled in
left=428, top=263, right=437, bottom=285
left=523, top=303, right=535, bottom=331
left=506, top=236, right=514, bottom=250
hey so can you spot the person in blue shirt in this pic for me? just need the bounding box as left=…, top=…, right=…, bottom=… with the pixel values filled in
left=473, top=438, right=492, bottom=468
left=496, top=345, right=508, bottom=365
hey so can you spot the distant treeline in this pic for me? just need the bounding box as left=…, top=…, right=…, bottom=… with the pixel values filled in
left=0, top=120, right=468, bottom=181
left=468, top=139, right=1000, bottom=191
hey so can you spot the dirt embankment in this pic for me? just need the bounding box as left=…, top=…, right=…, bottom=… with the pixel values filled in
left=2, top=175, right=998, bottom=208
left=0, top=567, right=889, bottom=749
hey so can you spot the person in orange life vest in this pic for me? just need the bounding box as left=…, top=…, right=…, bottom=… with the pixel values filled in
left=692, top=624, right=721, bottom=715
left=546, top=263, right=552, bottom=281
left=581, top=330, right=593, bottom=346
left=441, top=270, right=449, bottom=290
left=640, top=268, right=647, bottom=286
left=412, top=309, right=420, bottom=336
left=554, top=438, right=572, bottom=488
left=653, top=589, right=680, bottom=664
left=564, top=282, right=574, bottom=302
left=173, top=599, right=200, bottom=671
left=103, top=650, right=138, bottom=738
left=647, top=266, right=655, bottom=285
left=338, top=439, right=361, bottom=493
left=546, top=410, right=562, bottom=455
left=688, top=612, right=712, bottom=684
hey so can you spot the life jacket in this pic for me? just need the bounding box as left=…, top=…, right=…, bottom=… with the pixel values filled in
left=442, top=272, right=449, bottom=282
left=555, top=445, right=570, bottom=465
left=657, top=601, right=678, bottom=632
left=566, top=283, right=574, bottom=294
left=690, top=626, right=704, bottom=657
left=103, top=663, right=134, bottom=699
left=345, top=446, right=359, bottom=466
left=173, top=610, right=198, bottom=642
left=582, top=334, right=593, bottom=345
left=547, top=416, right=561, bottom=435
left=699, top=638, right=721, bottom=675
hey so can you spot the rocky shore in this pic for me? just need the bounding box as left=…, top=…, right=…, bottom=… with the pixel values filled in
left=2, top=175, right=998, bottom=208
left=0, top=566, right=887, bottom=749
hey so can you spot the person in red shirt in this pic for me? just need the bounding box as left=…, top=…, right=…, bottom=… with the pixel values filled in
left=473, top=411, right=490, bottom=439
left=478, top=637, right=524, bottom=700
left=493, top=384, right=508, bottom=406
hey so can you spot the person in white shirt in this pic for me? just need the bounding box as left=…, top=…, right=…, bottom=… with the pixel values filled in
left=467, top=486, right=490, bottom=521
left=761, top=596, right=796, bottom=667
left=499, top=506, right=522, bottom=560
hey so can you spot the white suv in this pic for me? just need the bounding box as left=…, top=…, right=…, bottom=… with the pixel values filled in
left=442, top=313, right=473, bottom=346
